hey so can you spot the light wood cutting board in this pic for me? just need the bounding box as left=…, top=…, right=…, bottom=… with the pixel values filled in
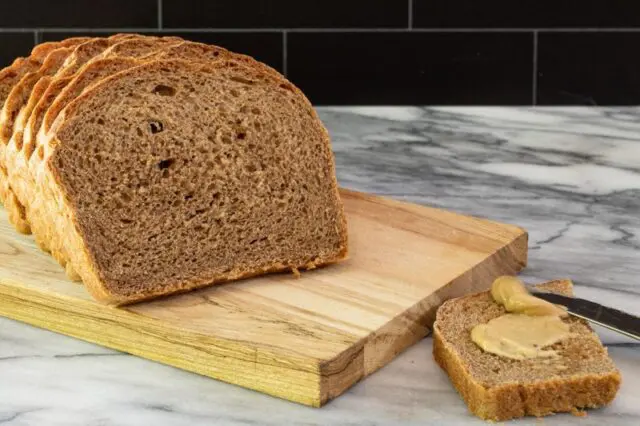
left=0, top=189, right=527, bottom=407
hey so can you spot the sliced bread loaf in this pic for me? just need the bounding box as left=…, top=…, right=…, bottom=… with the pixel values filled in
left=0, top=44, right=83, bottom=232
left=18, top=41, right=282, bottom=264
left=0, top=42, right=73, bottom=232
left=433, top=279, right=621, bottom=421
left=4, top=35, right=182, bottom=236
left=27, top=58, right=347, bottom=304
left=15, top=41, right=247, bottom=273
left=0, top=37, right=92, bottom=232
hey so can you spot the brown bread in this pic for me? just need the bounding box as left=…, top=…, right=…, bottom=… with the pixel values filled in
left=0, top=36, right=105, bottom=232
left=433, top=279, right=621, bottom=421
left=4, top=35, right=181, bottom=236
left=15, top=41, right=275, bottom=278
left=0, top=42, right=86, bottom=232
left=27, top=58, right=347, bottom=304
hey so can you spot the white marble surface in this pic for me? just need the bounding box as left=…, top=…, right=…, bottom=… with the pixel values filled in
left=2, top=107, right=639, bottom=425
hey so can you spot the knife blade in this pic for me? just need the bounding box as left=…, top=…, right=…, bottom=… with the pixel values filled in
left=529, top=290, right=640, bottom=341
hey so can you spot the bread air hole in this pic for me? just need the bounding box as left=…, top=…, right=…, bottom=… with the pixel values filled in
left=149, top=120, right=164, bottom=134
left=158, top=159, right=175, bottom=170
left=152, top=84, right=176, bottom=96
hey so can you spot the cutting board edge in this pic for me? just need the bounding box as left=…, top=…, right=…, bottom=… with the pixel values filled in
left=0, top=280, right=327, bottom=407
left=316, top=229, right=528, bottom=406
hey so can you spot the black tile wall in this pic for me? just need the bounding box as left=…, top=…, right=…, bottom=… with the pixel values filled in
left=1, top=0, right=640, bottom=105
left=41, top=31, right=284, bottom=73
left=0, top=33, right=34, bottom=67
left=164, top=0, right=407, bottom=29
left=413, top=0, right=640, bottom=29
left=1, top=1, right=157, bottom=28
left=538, top=33, right=640, bottom=105
left=288, top=32, right=532, bottom=105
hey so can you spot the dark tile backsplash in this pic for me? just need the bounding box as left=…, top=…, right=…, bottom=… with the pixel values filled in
left=289, top=32, right=532, bottom=105
left=413, top=0, right=640, bottom=29
left=538, top=33, right=640, bottom=105
left=0, top=33, right=34, bottom=67
left=1, top=0, right=639, bottom=105
left=164, top=0, right=407, bottom=29
left=1, top=0, right=157, bottom=28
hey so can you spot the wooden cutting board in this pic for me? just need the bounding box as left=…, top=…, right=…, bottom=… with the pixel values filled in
left=0, top=189, right=527, bottom=407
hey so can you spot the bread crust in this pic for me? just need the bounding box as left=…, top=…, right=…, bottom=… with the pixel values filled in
left=0, top=37, right=91, bottom=233
left=433, top=280, right=621, bottom=421
left=0, top=45, right=80, bottom=233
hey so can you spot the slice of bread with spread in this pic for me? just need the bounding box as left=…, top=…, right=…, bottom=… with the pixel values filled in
left=433, top=278, right=621, bottom=421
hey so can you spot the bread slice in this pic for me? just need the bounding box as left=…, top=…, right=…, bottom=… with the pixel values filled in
left=0, top=37, right=93, bottom=231
left=3, top=35, right=184, bottom=237
left=0, top=44, right=83, bottom=233
left=27, top=58, right=347, bottom=305
left=0, top=54, right=52, bottom=233
left=0, top=37, right=92, bottom=105
left=37, top=41, right=229, bottom=148
left=433, top=279, right=621, bottom=421
left=14, top=41, right=266, bottom=277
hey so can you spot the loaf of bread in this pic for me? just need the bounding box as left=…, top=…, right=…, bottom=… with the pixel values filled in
left=17, top=39, right=284, bottom=279
left=0, top=35, right=348, bottom=305
left=3, top=35, right=180, bottom=236
left=433, top=279, right=621, bottom=421
left=0, top=35, right=150, bottom=232
left=10, top=36, right=203, bottom=275
left=0, top=37, right=92, bottom=232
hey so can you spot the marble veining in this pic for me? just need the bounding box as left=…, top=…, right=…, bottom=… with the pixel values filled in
left=2, top=107, right=639, bottom=425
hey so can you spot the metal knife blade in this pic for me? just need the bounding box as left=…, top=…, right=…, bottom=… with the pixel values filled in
left=529, top=290, right=640, bottom=341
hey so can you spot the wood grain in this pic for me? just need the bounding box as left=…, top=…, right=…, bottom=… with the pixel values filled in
left=0, top=189, right=528, bottom=406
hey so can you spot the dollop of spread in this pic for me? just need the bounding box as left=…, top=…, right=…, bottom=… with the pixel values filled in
left=471, top=276, right=571, bottom=360
left=491, top=276, right=567, bottom=317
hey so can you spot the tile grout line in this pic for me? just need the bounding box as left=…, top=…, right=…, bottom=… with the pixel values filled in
left=4, top=27, right=640, bottom=34
left=532, top=30, right=538, bottom=105
left=282, top=31, right=288, bottom=77
left=158, top=0, right=163, bottom=29
left=408, top=0, right=413, bottom=29
left=33, top=30, right=40, bottom=46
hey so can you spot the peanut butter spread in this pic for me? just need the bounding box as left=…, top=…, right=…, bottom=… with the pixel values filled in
left=491, top=276, right=567, bottom=317
left=471, top=276, right=570, bottom=360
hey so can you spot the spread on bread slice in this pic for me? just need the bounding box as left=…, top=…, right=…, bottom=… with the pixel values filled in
left=433, top=277, right=621, bottom=421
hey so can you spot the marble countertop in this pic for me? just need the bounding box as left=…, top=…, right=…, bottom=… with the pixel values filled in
left=2, top=107, right=639, bottom=425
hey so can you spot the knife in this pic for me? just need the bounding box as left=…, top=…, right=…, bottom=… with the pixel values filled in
left=529, top=290, right=640, bottom=341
